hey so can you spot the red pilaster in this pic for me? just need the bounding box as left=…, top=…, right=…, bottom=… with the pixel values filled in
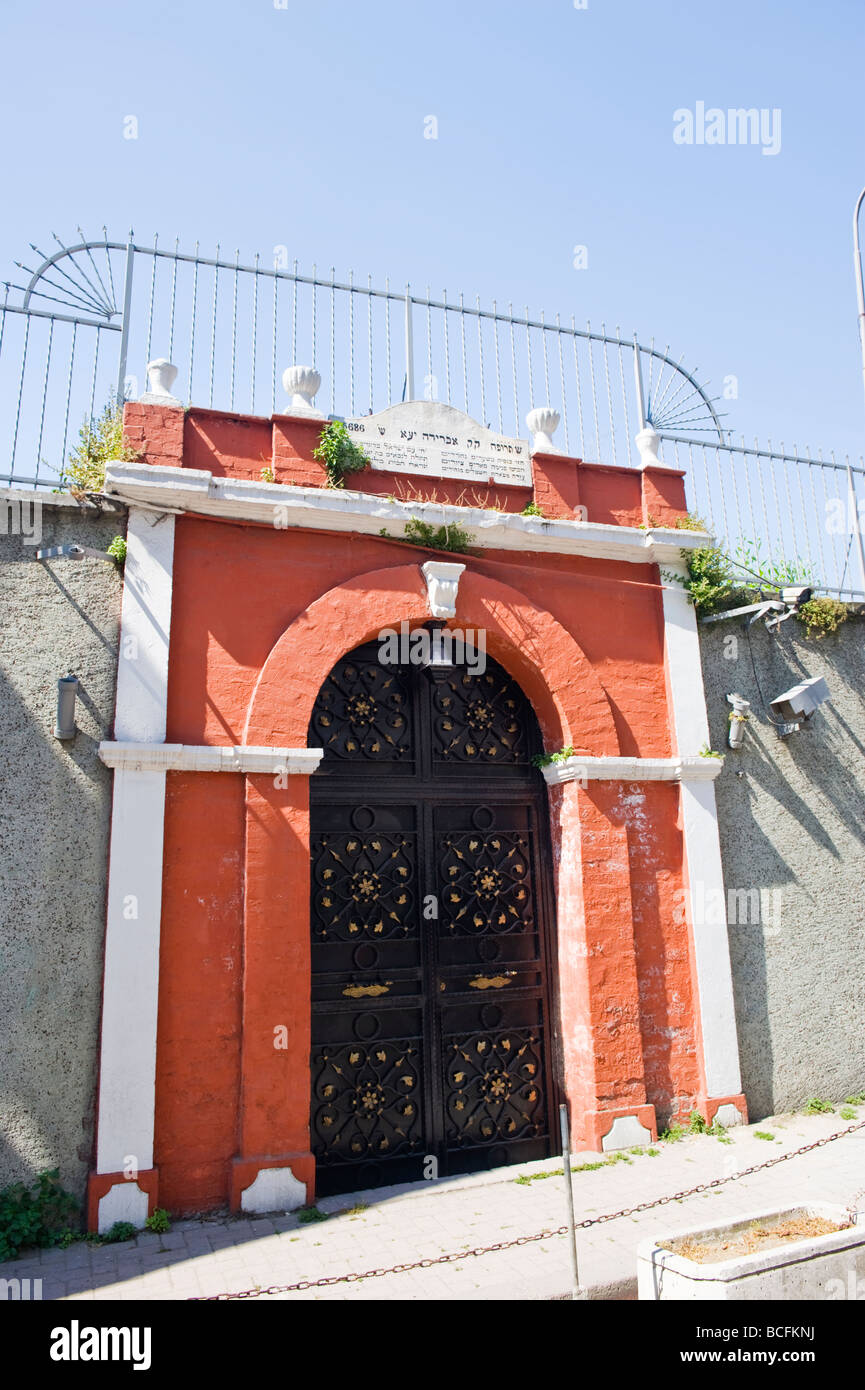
left=531, top=451, right=582, bottom=519
left=235, top=772, right=316, bottom=1209
left=122, top=402, right=184, bottom=469
left=641, top=464, right=688, bottom=526
left=272, top=414, right=328, bottom=487
left=552, top=780, right=656, bottom=1150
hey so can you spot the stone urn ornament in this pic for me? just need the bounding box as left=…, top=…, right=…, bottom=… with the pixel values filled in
left=635, top=424, right=662, bottom=468
left=526, top=406, right=562, bottom=454
left=282, top=364, right=325, bottom=417
left=139, top=358, right=182, bottom=407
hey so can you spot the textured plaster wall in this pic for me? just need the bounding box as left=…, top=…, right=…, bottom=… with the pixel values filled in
left=0, top=495, right=126, bottom=1206
left=700, top=614, right=865, bottom=1119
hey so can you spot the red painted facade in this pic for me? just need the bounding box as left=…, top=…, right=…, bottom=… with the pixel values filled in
left=99, top=401, right=744, bottom=1219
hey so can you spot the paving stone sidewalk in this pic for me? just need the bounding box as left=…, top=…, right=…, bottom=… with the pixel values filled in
left=6, top=1107, right=865, bottom=1301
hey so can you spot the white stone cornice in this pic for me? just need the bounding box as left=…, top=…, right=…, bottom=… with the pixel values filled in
left=541, top=754, right=724, bottom=786
left=99, top=742, right=324, bottom=775
left=103, top=461, right=712, bottom=566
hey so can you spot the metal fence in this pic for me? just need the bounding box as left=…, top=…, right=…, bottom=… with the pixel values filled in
left=2, top=230, right=864, bottom=597
left=663, top=434, right=865, bottom=600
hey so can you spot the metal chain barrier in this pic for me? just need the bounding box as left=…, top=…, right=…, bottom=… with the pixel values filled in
left=190, top=1118, right=865, bottom=1300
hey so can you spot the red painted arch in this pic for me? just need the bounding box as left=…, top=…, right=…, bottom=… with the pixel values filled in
left=243, top=562, right=620, bottom=756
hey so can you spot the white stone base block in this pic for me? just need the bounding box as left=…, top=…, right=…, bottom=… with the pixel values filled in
left=713, top=1103, right=745, bottom=1129
left=240, top=1166, right=306, bottom=1214
left=97, top=1182, right=150, bottom=1234
left=638, top=1204, right=865, bottom=1300
left=601, top=1115, right=653, bottom=1151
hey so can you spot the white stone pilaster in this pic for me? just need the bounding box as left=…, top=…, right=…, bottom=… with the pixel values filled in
left=662, top=566, right=743, bottom=1102
left=95, top=508, right=175, bottom=1196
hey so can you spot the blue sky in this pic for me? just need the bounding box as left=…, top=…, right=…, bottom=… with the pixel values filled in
left=2, top=0, right=865, bottom=461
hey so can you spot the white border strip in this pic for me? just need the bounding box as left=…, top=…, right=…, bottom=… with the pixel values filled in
left=661, top=566, right=743, bottom=1100
left=95, top=509, right=175, bottom=1181
left=113, top=511, right=175, bottom=743
left=679, top=780, right=744, bottom=1097
left=96, top=767, right=167, bottom=1175
left=103, top=461, right=711, bottom=567
left=99, top=742, right=324, bottom=774
left=541, top=754, right=723, bottom=785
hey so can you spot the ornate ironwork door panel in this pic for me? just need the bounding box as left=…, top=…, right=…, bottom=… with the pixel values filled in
left=309, top=643, right=557, bottom=1195
left=310, top=802, right=428, bottom=1195
left=435, top=803, right=552, bottom=1173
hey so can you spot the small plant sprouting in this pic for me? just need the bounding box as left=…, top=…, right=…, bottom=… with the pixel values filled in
left=659, top=1122, right=685, bottom=1143
left=803, top=1097, right=834, bottom=1115
left=62, top=399, right=141, bottom=494
left=754, top=1130, right=775, bottom=1141
left=688, top=1110, right=707, bottom=1134
left=521, top=501, right=545, bottom=518
left=531, top=746, right=576, bottom=770
left=845, top=1093, right=865, bottom=1106
left=796, top=596, right=848, bottom=638
left=673, top=513, right=710, bottom=533
left=840, top=1107, right=857, bottom=1121
left=103, top=1220, right=138, bottom=1243
left=106, top=535, right=127, bottom=566
left=401, top=518, right=475, bottom=554
left=313, top=420, right=370, bottom=489
left=0, top=1169, right=80, bottom=1262
left=145, top=1207, right=171, bottom=1235
left=297, top=1205, right=330, bottom=1224
left=699, top=744, right=724, bottom=759
left=260, top=465, right=275, bottom=483
left=668, top=533, right=818, bottom=616
left=708, top=1118, right=732, bottom=1144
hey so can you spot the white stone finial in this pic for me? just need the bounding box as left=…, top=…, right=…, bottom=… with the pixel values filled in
left=139, top=358, right=182, bottom=407
left=421, top=560, right=465, bottom=619
left=526, top=406, right=562, bottom=454
left=636, top=425, right=662, bottom=468
left=282, top=364, right=325, bottom=417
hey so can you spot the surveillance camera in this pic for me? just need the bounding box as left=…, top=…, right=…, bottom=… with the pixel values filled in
left=769, top=675, right=830, bottom=723
left=780, top=585, right=812, bottom=608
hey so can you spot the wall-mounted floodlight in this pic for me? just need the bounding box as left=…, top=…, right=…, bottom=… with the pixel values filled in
left=55, top=674, right=79, bottom=740
left=780, top=585, right=812, bottom=608
left=769, top=676, right=831, bottom=736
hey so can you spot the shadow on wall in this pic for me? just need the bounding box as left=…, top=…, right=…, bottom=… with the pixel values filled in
left=0, top=501, right=124, bottom=1211
left=700, top=614, right=865, bottom=1121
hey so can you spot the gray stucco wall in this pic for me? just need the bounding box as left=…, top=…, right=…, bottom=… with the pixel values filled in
left=0, top=493, right=126, bottom=1210
left=700, top=612, right=865, bottom=1120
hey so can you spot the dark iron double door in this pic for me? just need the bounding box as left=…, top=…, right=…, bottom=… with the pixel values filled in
left=308, top=643, right=557, bottom=1196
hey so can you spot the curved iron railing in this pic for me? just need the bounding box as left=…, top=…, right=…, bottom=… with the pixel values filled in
left=1, top=230, right=863, bottom=597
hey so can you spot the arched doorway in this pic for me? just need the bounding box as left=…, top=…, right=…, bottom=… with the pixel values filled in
left=307, top=633, right=559, bottom=1195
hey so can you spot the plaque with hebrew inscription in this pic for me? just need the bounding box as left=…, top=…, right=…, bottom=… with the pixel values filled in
left=338, top=401, right=532, bottom=488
